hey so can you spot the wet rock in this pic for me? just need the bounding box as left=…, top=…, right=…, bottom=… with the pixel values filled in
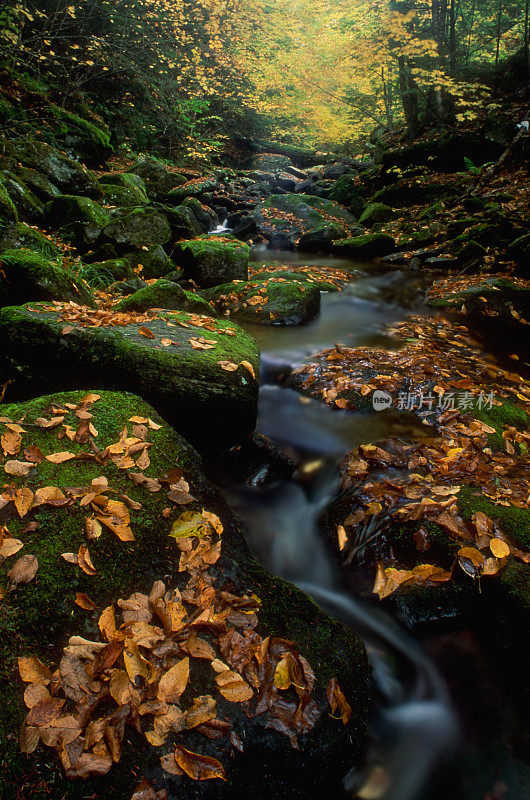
left=115, top=279, right=214, bottom=315
left=209, top=432, right=297, bottom=487
left=370, top=180, right=458, bottom=208
left=126, top=157, right=187, bottom=199
left=102, top=207, right=172, bottom=250
left=4, top=140, right=101, bottom=198
left=1, top=172, right=44, bottom=222
left=298, top=224, right=345, bottom=252
left=252, top=152, right=292, bottom=170
left=82, top=258, right=136, bottom=286
left=167, top=177, right=219, bottom=203
left=0, top=174, right=19, bottom=222
left=175, top=237, right=250, bottom=288
left=45, top=103, right=113, bottom=164
left=124, top=245, right=177, bottom=280
left=0, top=305, right=259, bottom=452
left=98, top=172, right=148, bottom=194
left=180, top=197, right=218, bottom=232
left=202, top=276, right=321, bottom=326
left=328, top=176, right=367, bottom=216
left=380, top=133, right=503, bottom=176
left=252, top=194, right=356, bottom=249
left=0, top=222, right=63, bottom=261
left=10, top=165, right=60, bottom=201
left=45, top=195, right=112, bottom=249
left=99, top=184, right=149, bottom=207
left=0, top=249, right=95, bottom=308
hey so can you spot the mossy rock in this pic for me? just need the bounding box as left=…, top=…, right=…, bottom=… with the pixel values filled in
left=99, top=184, right=149, bottom=207
left=11, top=165, right=61, bottom=201
left=0, top=223, right=63, bottom=261
left=370, top=181, right=457, bottom=209
left=328, top=176, right=367, bottom=216
left=0, top=249, right=94, bottom=308
left=115, top=279, right=213, bottom=315
left=298, top=224, right=345, bottom=252
left=252, top=152, right=292, bottom=170
left=426, top=278, right=530, bottom=327
left=126, top=158, right=187, bottom=199
left=175, top=237, right=250, bottom=289
left=250, top=267, right=338, bottom=293
left=45, top=195, right=112, bottom=249
left=46, top=104, right=113, bottom=164
left=0, top=175, right=18, bottom=223
left=98, top=172, right=148, bottom=195
left=252, top=194, right=356, bottom=249
left=202, top=277, right=321, bottom=326
left=180, top=197, right=218, bottom=233
left=124, top=245, right=176, bottom=281
left=159, top=205, right=202, bottom=241
left=358, top=202, right=396, bottom=227
left=332, top=232, right=396, bottom=259
left=0, top=389, right=368, bottom=800
left=4, top=140, right=101, bottom=198
left=81, top=258, right=135, bottom=287
left=0, top=304, right=259, bottom=452
left=102, top=207, right=172, bottom=251
left=1, top=171, right=44, bottom=222
left=167, top=177, right=219, bottom=203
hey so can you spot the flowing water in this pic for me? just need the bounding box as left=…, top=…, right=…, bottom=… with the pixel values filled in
left=215, top=249, right=462, bottom=800
left=215, top=248, right=529, bottom=799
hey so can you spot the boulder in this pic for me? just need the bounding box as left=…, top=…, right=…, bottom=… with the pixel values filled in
left=102, top=207, right=172, bottom=251
left=0, top=175, right=18, bottom=222
left=124, top=245, right=177, bottom=280
left=1, top=171, right=44, bottom=222
left=298, top=224, right=345, bottom=252
left=175, top=237, right=250, bottom=288
left=0, top=249, right=94, bottom=308
left=45, top=103, right=113, bottom=164
left=115, top=279, right=213, bottom=315
left=370, top=180, right=457, bottom=209
left=11, top=165, right=61, bottom=201
left=126, top=158, right=187, bottom=199
left=328, top=176, right=367, bottom=216
left=332, top=233, right=396, bottom=259
left=4, top=140, right=101, bottom=198
left=202, top=277, right=321, bottom=326
left=99, top=184, right=149, bottom=207
left=180, top=197, right=218, bottom=233
left=0, top=304, right=259, bottom=452
left=45, top=195, right=112, bottom=250
left=0, top=223, right=63, bottom=262
left=0, top=389, right=368, bottom=800
left=98, top=172, right=148, bottom=194
left=358, top=202, right=396, bottom=227
left=160, top=205, right=202, bottom=240
left=81, top=258, right=136, bottom=287
left=252, top=194, right=356, bottom=249
left=167, top=177, right=219, bottom=203
left=252, top=152, right=292, bottom=170
left=380, top=133, right=503, bottom=177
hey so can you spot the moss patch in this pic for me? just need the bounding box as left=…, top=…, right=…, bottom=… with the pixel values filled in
left=0, top=249, right=94, bottom=308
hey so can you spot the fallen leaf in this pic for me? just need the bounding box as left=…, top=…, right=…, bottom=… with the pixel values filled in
left=239, top=360, right=256, bottom=379
left=8, top=554, right=38, bottom=589
left=4, top=460, right=33, bottom=476
left=218, top=360, right=238, bottom=371
left=14, top=487, right=34, bottom=518
left=75, top=592, right=97, bottom=610
left=489, top=538, right=510, bottom=558
left=173, top=745, right=226, bottom=781
left=157, top=658, right=189, bottom=702
left=215, top=670, right=253, bottom=702
left=45, top=451, right=76, bottom=463
left=18, top=655, right=52, bottom=684
left=326, top=677, right=352, bottom=725
left=78, top=544, right=96, bottom=576
left=138, top=327, right=156, bottom=339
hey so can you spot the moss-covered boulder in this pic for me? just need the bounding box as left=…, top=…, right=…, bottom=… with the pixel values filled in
left=252, top=194, right=356, bottom=249
left=180, top=197, right=218, bottom=233
left=332, top=232, right=396, bottom=258
left=0, top=175, right=18, bottom=223
left=45, top=195, right=112, bottom=249
left=160, top=205, right=202, bottom=241
left=46, top=104, right=113, bottom=164
left=4, top=140, right=101, bottom=198
left=426, top=277, right=530, bottom=331
left=127, top=158, right=187, bottom=199
left=202, top=277, right=321, bottom=326
left=370, top=181, right=457, bottom=209
left=1, top=171, right=44, bottom=222
left=0, top=304, right=259, bottom=452
left=99, top=184, right=149, bottom=207
left=98, top=172, right=148, bottom=194
left=0, top=223, right=63, bottom=261
left=124, top=245, right=176, bottom=280
left=0, top=389, right=368, bottom=800
left=358, top=202, right=396, bottom=227
left=115, top=279, right=213, bottom=315
left=102, top=207, right=172, bottom=251
left=253, top=152, right=292, bottom=170
left=379, top=133, right=503, bottom=176
left=81, top=258, right=136, bottom=287
left=175, top=237, right=250, bottom=288
left=250, top=267, right=339, bottom=293
left=328, top=176, right=367, bottom=216
left=0, top=249, right=94, bottom=308
left=298, top=224, right=345, bottom=252
left=167, top=177, right=219, bottom=203
left=11, top=165, right=61, bottom=201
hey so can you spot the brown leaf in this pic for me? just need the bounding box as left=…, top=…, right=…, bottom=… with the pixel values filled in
left=26, top=697, right=65, bottom=726
left=33, top=486, right=67, bottom=506
left=326, top=677, right=352, bottom=725
left=8, top=554, right=38, bottom=589
left=19, top=723, right=40, bottom=753
left=218, top=360, right=238, bottom=371
left=185, top=696, right=217, bottom=729
left=0, top=537, right=24, bottom=560
left=23, top=683, right=51, bottom=708
left=18, top=655, right=52, bottom=684
left=1, top=428, right=21, bottom=455
left=489, top=539, right=510, bottom=558
left=157, top=657, right=189, bottom=702
left=173, top=745, right=226, bottom=781
left=215, top=670, right=253, bottom=702
left=189, top=337, right=215, bottom=350
left=239, top=360, right=256, bottom=379
left=45, top=451, right=76, bottom=463
left=4, top=460, right=34, bottom=476
left=131, top=778, right=168, bottom=800
left=14, top=487, right=34, bottom=518
left=78, top=544, right=97, bottom=576
left=75, top=592, right=97, bottom=610
left=138, top=327, right=156, bottom=339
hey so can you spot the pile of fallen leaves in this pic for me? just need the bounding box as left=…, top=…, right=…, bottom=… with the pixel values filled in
left=211, top=277, right=311, bottom=322
left=425, top=273, right=530, bottom=306
left=292, top=314, right=530, bottom=411
left=0, top=394, right=351, bottom=783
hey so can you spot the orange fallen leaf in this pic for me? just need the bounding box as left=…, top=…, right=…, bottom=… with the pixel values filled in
left=173, top=745, right=226, bottom=781
left=45, top=452, right=76, bottom=464
left=138, top=327, right=156, bottom=339
left=75, top=592, right=97, bottom=610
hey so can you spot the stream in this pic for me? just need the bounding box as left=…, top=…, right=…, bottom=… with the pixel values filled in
left=213, top=248, right=529, bottom=800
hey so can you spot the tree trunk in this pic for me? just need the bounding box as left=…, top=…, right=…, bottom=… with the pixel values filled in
left=495, top=0, right=503, bottom=69
left=525, top=0, right=529, bottom=97
left=398, top=56, right=419, bottom=138
left=449, top=0, right=456, bottom=74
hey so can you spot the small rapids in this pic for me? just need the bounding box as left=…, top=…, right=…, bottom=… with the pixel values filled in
left=217, top=250, right=460, bottom=799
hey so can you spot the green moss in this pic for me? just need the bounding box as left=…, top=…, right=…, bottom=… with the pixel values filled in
left=0, top=304, right=259, bottom=451
left=1, top=171, right=44, bottom=221
left=46, top=104, right=113, bottom=161
left=250, top=267, right=337, bottom=292
left=472, top=398, right=529, bottom=451
left=101, top=206, right=172, bottom=249
left=99, top=184, right=148, bottom=207
left=176, top=236, right=250, bottom=288
left=332, top=232, right=395, bottom=258
left=4, top=140, right=101, bottom=198
left=124, top=245, right=176, bottom=280
left=358, top=202, right=396, bottom=227
left=115, top=279, right=213, bottom=314
left=81, top=258, right=135, bottom=286
left=99, top=172, right=147, bottom=194
left=203, top=276, right=320, bottom=325
left=457, top=486, right=530, bottom=551
left=167, top=177, right=218, bottom=202
left=0, top=249, right=94, bottom=307
left=0, top=222, right=63, bottom=261
left=45, top=195, right=111, bottom=248
left=0, top=175, right=18, bottom=223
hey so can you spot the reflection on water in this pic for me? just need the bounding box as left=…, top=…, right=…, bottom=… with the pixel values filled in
left=251, top=244, right=383, bottom=273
